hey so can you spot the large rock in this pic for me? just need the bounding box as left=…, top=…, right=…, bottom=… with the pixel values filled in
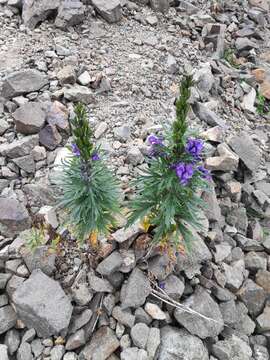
left=64, top=85, right=95, bottom=104
left=0, top=197, right=31, bottom=237
left=0, top=306, right=17, bottom=335
left=92, top=0, right=122, bottom=23
left=174, top=286, right=224, bottom=339
left=1, top=70, right=48, bottom=99
left=193, top=102, right=227, bottom=128
left=159, top=326, right=209, bottom=360
left=0, top=135, right=39, bottom=159
left=22, top=0, right=60, bottom=29
left=80, top=326, right=119, bottom=359
left=238, top=279, right=266, bottom=317
left=120, top=268, right=151, bottom=309
left=12, top=270, right=73, bottom=337
left=150, top=0, right=169, bottom=12
left=55, top=0, right=85, bottom=29
left=228, top=132, right=261, bottom=172
left=13, top=102, right=46, bottom=134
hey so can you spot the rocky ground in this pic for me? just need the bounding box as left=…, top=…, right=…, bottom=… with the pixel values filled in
left=0, top=0, right=270, bottom=359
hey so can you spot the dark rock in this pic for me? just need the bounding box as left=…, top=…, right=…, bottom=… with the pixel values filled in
left=39, top=124, right=62, bottom=150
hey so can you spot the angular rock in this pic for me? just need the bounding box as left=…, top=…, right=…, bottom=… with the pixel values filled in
left=46, top=101, right=69, bottom=132
left=13, top=154, right=35, bottom=174
left=202, top=23, right=226, bottom=58
left=174, top=286, right=224, bottom=339
left=0, top=274, right=11, bottom=290
left=0, top=197, right=31, bottom=237
left=21, top=246, right=56, bottom=276
left=150, top=0, right=169, bottom=12
left=13, top=269, right=73, bottom=337
left=120, top=268, right=151, bottom=309
left=146, top=327, right=160, bottom=359
left=1, top=69, right=48, bottom=98
left=228, top=132, right=261, bottom=172
left=80, top=326, right=119, bottom=360
left=112, top=306, right=135, bottom=328
left=159, top=326, right=209, bottom=360
left=223, top=260, right=245, bottom=291
left=0, top=119, right=10, bottom=135
left=193, top=102, right=227, bottom=128
left=238, top=279, right=266, bottom=317
left=0, top=345, right=9, bottom=360
left=256, top=305, right=270, bottom=332
left=88, top=273, right=113, bottom=293
left=0, top=135, right=39, bottom=159
left=13, top=102, right=46, bottom=134
left=64, top=85, right=95, bottom=104
left=0, top=306, right=17, bottom=335
left=121, top=347, right=148, bottom=360
left=66, top=329, right=86, bottom=350
left=212, top=335, right=252, bottom=360
left=205, top=144, right=239, bottom=172
left=57, top=66, right=76, bottom=86
left=145, top=302, right=166, bottom=320
left=22, top=0, right=60, bottom=29
left=17, top=342, right=33, bottom=360
left=55, top=0, right=85, bottom=29
left=39, top=124, right=62, bottom=150
left=256, top=270, right=270, bottom=293
left=163, top=274, right=185, bottom=299
left=96, top=251, right=123, bottom=276
left=92, top=0, right=122, bottom=23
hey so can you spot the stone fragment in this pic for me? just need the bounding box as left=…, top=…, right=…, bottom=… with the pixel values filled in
left=64, top=85, right=95, bottom=104
left=212, top=335, right=252, bottom=360
left=0, top=197, right=31, bottom=237
left=5, top=329, right=21, bottom=354
left=13, top=154, right=35, bottom=173
left=229, top=132, right=261, bottom=172
left=150, top=0, right=169, bottom=12
left=22, top=0, right=60, bottom=29
left=78, top=71, right=91, bottom=86
left=66, top=329, right=86, bottom=350
left=21, top=246, right=56, bottom=276
left=57, top=66, right=76, bottom=86
left=13, top=270, right=73, bottom=337
left=238, top=279, right=266, bottom=317
left=46, top=101, right=69, bottom=132
left=223, top=260, right=245, bottom=291
left=80, top=326, right=119, bottom=360
left=0, top=345, right=9, bottom=360
left=159, top=326, right=209, bottom=360
left=205, top=144, right=239, bottom=172
left=96, top=251, right=123, bottom=276
left=0, top=119, right=10, bottom=135
left=13, top=102, right=46, bottom=134
left=256, top=305, right=270, bottom=332
left=121, top=347, right=148, bottom=360
left=50, top=345, right=65, bottom=360
left=55, top=0, right=85, bottom=29
left=1, top=69, right=48, bottom=98
left=174, top=286, right=224, bottom=339
left=163, top=274, right=184, bottom=299
left=17, top=342, right=33, bottom=360
left=0, top=306, right=17, bottom=335
left=249, top=0, right=269, bottom=11
left=146, top=327, right=160, bottom=359
left=235, top=37, right=258, bottom=53
left=256, top=270, right=270, bottom=293
left=202, top=23, right=226, bottom=58
left=39, top=124, right=62, bottom=150
left=112, top=306, right=135, bottom=328
left=193, top=102, right=227, bottom=128
left=92, top=0, right=122, bottom=23
left=120, top=268, right=151, bottom=309
left=245, top=252, right=267, bottom=272
left=130, top=323, right=149, bottom=349
left=126, top=147, right=144, bottom=165
left=145, top=303, right=166, bottom=320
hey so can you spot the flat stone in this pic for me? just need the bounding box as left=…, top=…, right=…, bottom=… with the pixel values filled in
left=64, top=85, right=95, bottom=104
left=66, top=329, right=86, bottom=350
left=13, top=102, right=46, bottom=134
left=80, top=326, right=119, bottom=360
left=163, top=274, right=185, bottom=299
left=174, top=286, right=224, bottom=339
left=13, top=154, right=35, bottom=173
left=223, top=260, right=245, bottom=291
left=13, top=269, right=73, bottom=337
left=88, top=273, right=114, bottom=293
left=0, top=135, right=39, bottom=159
left=0, top=197, right=31, bottom=237
left=120, top=268, right=151, bottom=309
left=46, top=101, right=69, bottom=132
left=228, top=132, right=261, bottom=172
left=1, top=69, right=48, bottom=98
left=57, top=66, right=76, bottom=86
left=96, top=251, right=123, bottom=276
left=0, top=306, right=17, bottom=335
left=159, top=326, right=209, bottom=360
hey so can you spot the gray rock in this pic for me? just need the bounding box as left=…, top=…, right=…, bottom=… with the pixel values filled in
left=13, top=269, right=73, bottom=337
left=212, top=335, right=252, bottom=360
left=88, top=273, right=114, bottom=293
left=202, top=23, right=226, bottom=58
left=126, top=147, right=144, bottom=165
left=112, top=306, right=135, bottom=328
left=64, top=85, right=95, bottom=104
left=71, top=283, right=93, bottom=306
left=6, top=275, right=25, bottom=298
left=174, top=286, right=224, bottom=339
left=235, top=37, right=258, bottom=53
left=0, top=119, right=10, bottom=135
left=256, top=305, right=270, bottom=332
left=12, top=154, right=35, bottom=174
left=0, top=135, right=39, bottom=159
left=63, top=353, right=78, bottom=360
left=0, top=197, right=31, bottom=237
left=150, top=0, right=169, bottom=12
left=21, top=246, right=56, bottom=276
left=55, top=0, right=85, bottom=29
left=1, top=69, right=48, bottom=98
left=120, top=268, right=151, bottom=309
left=17, top=342, right=33, bottom=360
left=66, top=329, right=86, bottom=350
left=253, top=344, right=269, bottom=360
left=0, top=273, right=12, bottom=289
left=130, top=323, right=149, bottom=349
left=120, top=347, right=148, bottom=360
left=50, top=345, right=65, bottom=360
left=23, top=183, right=55, bottom=207
left=163, top=274, right=185, bottom=299
left=0, top=345, right=9, bottom=360
left=0, top=306, right=17, bottom=335
left=22, top=0, right=60, bottom=29
left=206, top=143, right=239, bottom=172
left=96, top=251, right=123, bottom=276
left=228, top=132, right=261, bottom=172
left=146, top=327, right=160, bottom=359
left=13, top=102, right=46, bottom=134
left=39, top=124, right=62, bottom=150
left=69, top=309, right=93, bottom=334
left=5, top=329, right=20, bottom=355
left=31, top=338, right=44, bottom=358
left=238, top=279, right=266, bottom=317
left=244, top=252, right=267, bottom=272
left=159, top=326, right=209, bottom=360
left=46, top=101, right=69, bottom=133
left=21, top=328, right=36, bottom=343
left=0, top=294, right=8, bottom=307
left=80, top=326, right=119, bottom=360
left=92, top=0, right=122, bottom=23
left=223, top=259, right=245, bottom=291
left=193, top=102, right=227, bottom=128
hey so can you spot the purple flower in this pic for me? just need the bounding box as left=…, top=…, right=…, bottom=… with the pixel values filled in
left=147, top=134, right=164, bottom=146
left=198, top=166, right=212, bottom=181
left=159, top=281, right=165, bottom=290
left=185, top=138, right=204, bottom=158
left=91, top=152, right=100, bottom=161
left=175, top=162, right=194, bottom=186
left=71, top=143, right=80, bottom=157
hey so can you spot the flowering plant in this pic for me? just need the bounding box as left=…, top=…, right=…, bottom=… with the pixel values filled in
left=127, top=76, right=211, bottom=253
left=57, top=103, right=120, bottom=246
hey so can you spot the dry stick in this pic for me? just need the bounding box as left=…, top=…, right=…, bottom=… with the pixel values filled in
left=150, top=279, right=227, bottom=328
